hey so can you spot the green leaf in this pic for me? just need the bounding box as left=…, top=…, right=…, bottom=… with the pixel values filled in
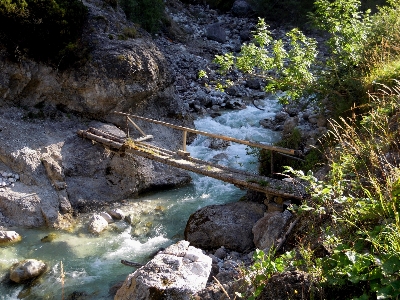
left=382, top=256, right=400, bottom=275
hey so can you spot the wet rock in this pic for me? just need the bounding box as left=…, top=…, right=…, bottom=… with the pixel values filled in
left=252, top=210, right=293, bottom=253
left=209, top=138, right=230, bottom=150
left=107, top=208, right=124, bottom=220
left=115, top=240, right=212, bottom=300
left=124, top=213, right=140, bottom=226
left=185, top=201, right=266, bottom=252
left=40, top=233, right=57, bottom=243
left=9, top=259, right=47, bottom=283
left=0, top=230, right=21, bottom=244
left=205, top=23, right=227, bottom=43
left=100, top=212, right=114, bottom=223
left=259, top=118, right=275, bottom=129
left=87, top=214, right=108, bottom=234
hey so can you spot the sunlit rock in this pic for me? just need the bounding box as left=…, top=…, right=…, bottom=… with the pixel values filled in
left=87, top=214, right=108, bottom=234
left=115, top=240, right=212, bottom=300
left=0, top=230, right=21, bottom=244
left=9, top=259, right=47, bottom=283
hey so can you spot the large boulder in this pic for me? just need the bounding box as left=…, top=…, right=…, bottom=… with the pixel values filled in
left=252, top=210, right=293, bottom=253
left=9, top=259, right=47, bottom=283
left=184, top=201, right=266, bottom=252
left=115, top=240, right=212, bottom=300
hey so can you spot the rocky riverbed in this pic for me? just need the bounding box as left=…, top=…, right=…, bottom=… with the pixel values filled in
left=0, top=0, right=330, bottom=298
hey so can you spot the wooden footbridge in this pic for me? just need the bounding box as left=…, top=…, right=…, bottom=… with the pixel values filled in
left=77, top=112, right=306, bottom=200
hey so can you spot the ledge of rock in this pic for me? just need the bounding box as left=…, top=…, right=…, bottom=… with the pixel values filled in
left=9, top=259, right=47, bottom=283
left=115, top=240, right=212, bottom=300
left=184, top=201, right=266, bottom=252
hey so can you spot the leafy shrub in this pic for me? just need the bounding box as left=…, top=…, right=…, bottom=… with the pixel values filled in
left=0, top=0, right=88, bottom=67
left=119, top=0, right=164, bottom=33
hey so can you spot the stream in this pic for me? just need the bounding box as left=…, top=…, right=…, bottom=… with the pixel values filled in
left=0, top=98, right=282, bottom=299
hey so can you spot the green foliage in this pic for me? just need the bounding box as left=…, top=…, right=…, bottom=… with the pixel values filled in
left=0, top=0, right=88, bottom=66
left=213, top=18, right=318, bottom=104
left=281, top=83, right=400, bottom=298
left=119, top=0, right=164, bottom=33
left=309, top=0, right=372, bottom=68
left=237, top=249, right=287, bottom=300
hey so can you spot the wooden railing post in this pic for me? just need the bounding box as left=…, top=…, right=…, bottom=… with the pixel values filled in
left=270, top=150, right=274, bottom=178
left=126, top=116, right=129, bottom=138
left=182, top=130, right=187, bottom=152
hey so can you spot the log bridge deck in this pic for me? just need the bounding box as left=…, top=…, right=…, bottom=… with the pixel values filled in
left=77, top=112, right=306, bottom=200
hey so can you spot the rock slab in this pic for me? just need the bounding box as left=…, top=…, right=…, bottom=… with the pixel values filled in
left=114, top=240, right=212, bottom=300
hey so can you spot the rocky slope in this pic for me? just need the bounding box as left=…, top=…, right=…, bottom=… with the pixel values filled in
left=0, top=0, right=194, bottom=228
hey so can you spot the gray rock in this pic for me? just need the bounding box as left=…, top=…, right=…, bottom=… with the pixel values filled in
left=0, top=230, right=21, bottom=244
left=209, top=138, right=230, bottom=150
left=100, top=212, right=114, bottom=223
left=214, top=247, right=227, bottom=259
left=205, top=23, right=227, bottom=43
left=282, top=116, right=299, bottom=136
left=252, top=210, right=293, bottom=253
left=114, top=240, right=211, bottom=300
left=107, top=208, right=125, bottom=220
left=88, top=214, right=108, bottom=234
left=184, top=201, right=266, bottom=252
left=275, top=111, right=289, bottom=123
left=9, top=259, right=47, bottom=283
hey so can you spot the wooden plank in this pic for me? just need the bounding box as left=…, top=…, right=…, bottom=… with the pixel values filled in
left=113, top=111, right=301, bottom=156
left=124, top=145, right=304, bottom=200
left=77, top=128, right=305, bottom=200
left=77, top=130, right=123, bottom=149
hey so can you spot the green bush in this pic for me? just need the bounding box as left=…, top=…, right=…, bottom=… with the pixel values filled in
left=119, top=0, right=164, bottom=33
left=0, top=0, right=88, bottom=67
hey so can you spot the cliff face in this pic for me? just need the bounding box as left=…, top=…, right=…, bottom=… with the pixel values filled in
left=0, top=0, right=179, bottom=120
left=0, top=0, right=192, bottom=228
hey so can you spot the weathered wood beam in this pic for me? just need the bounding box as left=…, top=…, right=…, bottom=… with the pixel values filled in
left=112, top=111, right=302, bottom=157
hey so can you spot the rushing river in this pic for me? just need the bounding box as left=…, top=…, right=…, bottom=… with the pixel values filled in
left=0, top=98, right=281, bottom=299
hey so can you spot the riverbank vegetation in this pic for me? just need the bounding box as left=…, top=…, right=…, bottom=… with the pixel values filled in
left=210, top=0, right=400, bottom=298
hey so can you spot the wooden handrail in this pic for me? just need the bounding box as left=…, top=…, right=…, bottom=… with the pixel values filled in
left=113, top=111, right=302, bottom=156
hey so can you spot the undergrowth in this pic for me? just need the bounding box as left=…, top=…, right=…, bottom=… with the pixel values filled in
left=241, top=83, right=400, bottom=299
